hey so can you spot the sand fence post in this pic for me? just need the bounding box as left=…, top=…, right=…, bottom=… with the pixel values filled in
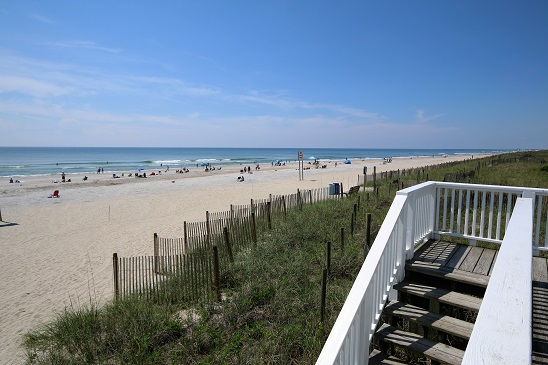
left=153, top=233, right=159, bottom=273
left=223, top=227, right=233, bottom=263
left=267, top=201, right=272, bottom=230
left=251, top=212, right=257, bottom=243
left=0, top=206, right=3, bottom=222
left=373, top=166, right=377, bottom=189
left=212, top=245, right=221, bottom=301
left=112, top=253, right=119, bottom=300
left=365, top=213, right=372, bottom=259
left=325, top=241, right=331, bottom=275
left=206, top=211, right=211, bottom=247
left=351, top=211, right=355, bottom=236
left=320, top=268, right=328, bottom=323
left=282, top=196, right=287, bottom=222
left=183, top=221, right=188, bottom=251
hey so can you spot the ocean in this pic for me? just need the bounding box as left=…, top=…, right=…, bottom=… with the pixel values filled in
left=0, top=147, right=513, bottom=178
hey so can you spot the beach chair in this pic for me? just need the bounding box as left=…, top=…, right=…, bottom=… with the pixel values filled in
left=52, top=190, right=60, bottom=198
left=343, top=186, right=360, bottom=197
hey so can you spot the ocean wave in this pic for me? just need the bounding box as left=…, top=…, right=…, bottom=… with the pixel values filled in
left=153, top=160, right=181, bottom=164
left=0, top=165, right=27, bottom=169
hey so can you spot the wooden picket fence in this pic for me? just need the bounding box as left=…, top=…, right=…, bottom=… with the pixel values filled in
left=112, top=248, right=219, bottom=304
left=113, top=186, right=338, bottom=303
left=111, top=158, right=494, bottom=305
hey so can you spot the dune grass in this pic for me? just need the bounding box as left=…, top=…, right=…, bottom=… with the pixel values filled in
left=23, top=150, right=547, bottom=364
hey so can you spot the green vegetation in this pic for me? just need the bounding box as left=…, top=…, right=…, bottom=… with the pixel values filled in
left=24, top=150, right=548, bottom=364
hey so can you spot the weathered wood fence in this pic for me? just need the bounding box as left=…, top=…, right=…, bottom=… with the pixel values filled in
left=113, top=186, right=338, bottom=303
left=112, top=250, right=217, bottom=303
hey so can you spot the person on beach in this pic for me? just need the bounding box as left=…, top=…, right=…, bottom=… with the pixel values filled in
left=61, top=172, right=65, bottom=182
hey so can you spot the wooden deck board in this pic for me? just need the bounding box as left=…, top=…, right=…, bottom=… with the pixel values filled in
left=414, top=240, right=438, bottom=260
left=376, top=323, right=464, bottom=365
left=406, top=261, right=490, bottom=287
left=422, top=241, right=454, bottom=265
left=431, top=242, right=461, bottom=266
left=416, top=240, right=441, bottom=261
left=445, top=245, right=471, bottom=269
left=384, top=301, right=473, bottom=340
left=472, top=249, right=497, bottom=276
left=394, top=281, right=482, bottom=312
left=457, top=246, right=484, bottom=272
left=369, top=349, right=411, bottom=364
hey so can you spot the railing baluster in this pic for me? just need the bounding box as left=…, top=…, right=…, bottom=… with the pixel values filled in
left=450, top=188, right=455, bottom=233
left=506, top=193, right=513, bottom=228
left=480, top=191, right=487, bottom=238
left=496, top=192, right=503, bottom=240
left=442, top=188, right=448, bottom=231
left=464, top=188, right=471, bottom=236
left=488, top=191, right=495, bottom=239
left=472, top=189, right=478, bottom=238
left=457, top=189, right=463, bottom=234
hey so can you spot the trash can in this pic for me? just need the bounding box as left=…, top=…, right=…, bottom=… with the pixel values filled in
left=333, top=182, right=340, bottom=195
left=328, top=183, right=335, bottom=195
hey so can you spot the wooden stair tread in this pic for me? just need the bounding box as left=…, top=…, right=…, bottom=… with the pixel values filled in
left=406, top=260, right=490, bottom=287
left=394, top=281, right=482, bottom=312
left=369, top=349, right=410, bottom=364
left=384, top=300, right=473, bottom=340
left=376, top=323, right=464, bottom=365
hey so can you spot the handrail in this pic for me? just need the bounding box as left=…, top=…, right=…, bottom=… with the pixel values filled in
left=461, top=197, right=533, bottom=364
left=317, top=182, right=546, bottom=364
left=316, top=195, right=409, bottom=365
left=404, top=182, right=547, bottom=250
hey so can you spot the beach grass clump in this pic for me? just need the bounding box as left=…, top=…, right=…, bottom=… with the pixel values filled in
left=24, top=297, right=183, bottom=364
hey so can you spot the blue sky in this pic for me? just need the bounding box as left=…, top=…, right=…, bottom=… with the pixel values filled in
left=1, top=1, right=547, bottom=149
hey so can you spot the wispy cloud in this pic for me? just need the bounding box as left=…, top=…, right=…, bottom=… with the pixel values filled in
left=0, top=76, right=68, bottom=97
left=47, top=40, right=122, bottom=54
left=29, top=14, right=55, bottom=25
left=130, top=76, right=221, bottom=97
left=0, top=50, right=395, bottom=148
left=415, top=109, right=446, bottom=123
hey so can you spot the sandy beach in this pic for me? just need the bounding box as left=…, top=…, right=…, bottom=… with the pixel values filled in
left=0, top=154, right=484, bottom=364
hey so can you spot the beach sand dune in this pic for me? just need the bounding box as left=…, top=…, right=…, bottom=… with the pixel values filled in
left=0, top=155, right=481, bottom=364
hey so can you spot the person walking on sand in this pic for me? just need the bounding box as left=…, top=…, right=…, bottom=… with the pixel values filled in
left=61, top=172, right=65, bottom=182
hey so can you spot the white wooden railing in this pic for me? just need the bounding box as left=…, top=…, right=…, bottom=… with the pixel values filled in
left=461, top=197, right=533, bottom=364
left=316, top=182, right=548, bottom=365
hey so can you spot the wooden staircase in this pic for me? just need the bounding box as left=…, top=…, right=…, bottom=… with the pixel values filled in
left=369, top=240, right=495, bottom=365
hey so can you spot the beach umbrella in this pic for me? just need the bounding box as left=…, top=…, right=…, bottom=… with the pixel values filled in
left=309, top=156, right=316, bottom=160
left=344, top=159, right=351, bottom=164
left=136, top=167, right=144, bottom=171
left=200, top=162, right=207, bottom=166
left=276, top=159, right=283, bottom=163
